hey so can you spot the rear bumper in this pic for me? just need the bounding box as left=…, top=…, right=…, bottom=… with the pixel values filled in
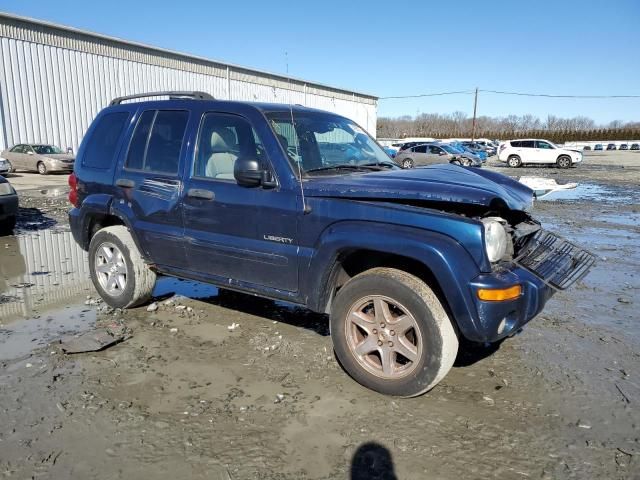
left=0, top=194, right=19, bottom=220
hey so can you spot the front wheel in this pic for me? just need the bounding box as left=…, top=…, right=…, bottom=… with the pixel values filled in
left=330, top=268, right=458, bottom=397
left=557, top=155, right=571, bottom=169
left=462, top=158, right=473, bottom=167
left=89, top=226, right=156, bottom=309
left=401, top=158, right=414, bottom=169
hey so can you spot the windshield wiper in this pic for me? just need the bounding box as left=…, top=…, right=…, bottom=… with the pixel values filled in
left=305, top=164, right=382, bottom=174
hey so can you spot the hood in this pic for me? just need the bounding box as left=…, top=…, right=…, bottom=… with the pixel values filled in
left=303, top=164, right=534, bottom=212
left=44, top=154, right=75, bottom=161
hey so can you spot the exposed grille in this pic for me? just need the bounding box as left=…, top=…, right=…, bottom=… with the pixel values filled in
left=513, top=229, right=596, bottom=290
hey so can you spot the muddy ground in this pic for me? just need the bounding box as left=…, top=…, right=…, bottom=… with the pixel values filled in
left=1, top=152, right=639, bottom=479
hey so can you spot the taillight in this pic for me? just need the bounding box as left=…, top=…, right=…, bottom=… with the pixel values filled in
left=68, top=173, right=79, bottom=207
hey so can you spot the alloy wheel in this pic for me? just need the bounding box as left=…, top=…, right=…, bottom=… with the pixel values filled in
left=94, top=241, right=128, bottom=296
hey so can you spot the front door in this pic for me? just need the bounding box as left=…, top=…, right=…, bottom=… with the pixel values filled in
left=535, top=140, right=556, bottom=163
left=182, top=112, right=299, bottom=292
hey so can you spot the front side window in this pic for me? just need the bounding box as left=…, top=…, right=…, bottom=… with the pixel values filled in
left=266, top=112, right=393, bottom=175
left=536, top=141, right=554, bottom=149
left=125, top=110, right=188, bottom=174
left=82, top=112, right=130, bottom=169
left=194, top=113, right=265, bottom=181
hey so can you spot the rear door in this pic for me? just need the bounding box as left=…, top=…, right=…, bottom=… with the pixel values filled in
left=113, top=109, right=191, bottom=269
left=181, top=111, right=299, bottom=292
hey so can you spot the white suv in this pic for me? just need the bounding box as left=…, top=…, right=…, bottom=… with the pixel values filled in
left=498, top=139, right=582, bottom=168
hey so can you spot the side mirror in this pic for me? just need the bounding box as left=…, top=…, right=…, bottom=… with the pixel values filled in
left=27, top=150, right=34, bottom=155
left=67, top=147, right=74, bottom=154
left=234, top=158, right=262, bottom=187
left=439, top=151, right=447, bottom=156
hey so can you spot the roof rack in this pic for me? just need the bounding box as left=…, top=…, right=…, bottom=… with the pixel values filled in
left=109, top=91, right=214, bottom=105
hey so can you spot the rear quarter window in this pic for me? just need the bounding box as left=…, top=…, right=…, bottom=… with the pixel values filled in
left=82, top=112, right=130, bottom=169
left=510, top=141, right=522, bottom=147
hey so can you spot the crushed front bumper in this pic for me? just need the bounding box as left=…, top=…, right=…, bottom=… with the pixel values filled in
left=467, top=229, right=595, bottom=342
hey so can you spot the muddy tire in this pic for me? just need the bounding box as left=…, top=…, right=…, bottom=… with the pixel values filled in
left=401, top=158, right=414, bottom=169
left=557, top=155, right=571, bottom=169
left=507, top=155, right=522, bottom=168
left=330, top=268, right=458, bottom=397
left=89, top=226, right=156, bottom=309
left=37, top=162, right=48, bottom=175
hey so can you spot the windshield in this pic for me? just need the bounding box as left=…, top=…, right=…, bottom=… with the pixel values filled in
left=266, top=112, right=395, bottom=175
left=32, top=145, right=64, bottom=155
left=441, top=145, right=460, bottom=154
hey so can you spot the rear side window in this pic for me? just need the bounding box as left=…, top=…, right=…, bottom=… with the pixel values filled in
left=510, top=141, right=522, bottom=148
left=125, top=110, right=189, bottom=174
left=521, top=141, right=535, bottom=148
left=82, top=112, right=129, bottom=169
left=413, top=145, right=427, bottom=153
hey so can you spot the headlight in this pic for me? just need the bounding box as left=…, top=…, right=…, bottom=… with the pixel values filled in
left=482, top=217, right=508, bottom=262
left=0, top=182, right=14, bottom=196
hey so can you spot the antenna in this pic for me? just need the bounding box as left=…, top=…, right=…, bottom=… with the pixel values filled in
left=286, top=51, right=310, bottom=214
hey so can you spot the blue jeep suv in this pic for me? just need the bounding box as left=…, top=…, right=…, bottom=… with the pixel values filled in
left=69, top=91, right=594, bottom=397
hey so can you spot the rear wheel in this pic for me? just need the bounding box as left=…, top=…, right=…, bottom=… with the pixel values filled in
left=330, top=268, right=458, bottom=397
left=37, top=162, right=48, bottom=175
left=401, top=158, right=414, bottom=169
left=557, top=155, right=571, bottom=169
left=89, top=226, right=156, bottom=309
left=507, top=155, right=522, bottom=168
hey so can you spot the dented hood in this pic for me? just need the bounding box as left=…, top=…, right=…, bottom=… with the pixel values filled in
left=303, top=164, right=534, bottom=211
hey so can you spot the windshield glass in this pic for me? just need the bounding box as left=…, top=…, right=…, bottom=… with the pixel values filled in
left=32, top=145, right=64, bottom=155
left=441, top=145, right=459, bottom=154
left=266, top=112, right=394, bottom=175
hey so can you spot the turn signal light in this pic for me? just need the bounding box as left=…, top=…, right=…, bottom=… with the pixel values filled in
left=477, top=285, right=522, bottom=302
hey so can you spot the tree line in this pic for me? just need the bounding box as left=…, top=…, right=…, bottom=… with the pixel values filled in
left=377, top=112, right=640, bottom=142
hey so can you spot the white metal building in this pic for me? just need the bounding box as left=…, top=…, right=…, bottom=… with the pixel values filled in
left=0, top=12, right=378, bottom=152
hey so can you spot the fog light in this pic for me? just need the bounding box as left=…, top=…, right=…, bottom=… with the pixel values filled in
left=477, top=285, right=522, bottom=302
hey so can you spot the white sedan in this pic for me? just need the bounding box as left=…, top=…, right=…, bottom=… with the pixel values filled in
left=498, top=139, right=582, bottom=168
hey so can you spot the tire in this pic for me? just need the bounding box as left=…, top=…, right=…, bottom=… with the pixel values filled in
left=451, top=159, right=462, bottom=166
left=330, top=267, right=458, bottom=397
left=5, top=162, right=13, bottom=174
left=0, top=215, right=16, bottom=235
left=507, top=155, right=522, bottom=168
left=462, top=158, right=473, bottom=167
left=556, top=155, right=571, bottom=169
left=88, top=225, right=156, bottom=309
left=401, top=158, right=414, bottom=169
left=37, top=162, right=48, bottom=175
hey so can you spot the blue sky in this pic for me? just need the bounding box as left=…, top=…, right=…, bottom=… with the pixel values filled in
left=2, top=0, right=639, bottom=123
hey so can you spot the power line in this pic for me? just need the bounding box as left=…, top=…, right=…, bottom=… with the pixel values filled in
left=379, top=90, right=474, bottom=99
left=379, top=89, right=640, bottom=100
left=480, top=89, right=640, bottom=99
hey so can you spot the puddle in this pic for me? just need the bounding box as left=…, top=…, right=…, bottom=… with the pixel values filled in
left=152, top=277, right=218, bottom=299
left=0, top=304, right=96, bottom=361
left=535, top=183, right=625, bottom=202
left=597, top=213, right=640, bottom=228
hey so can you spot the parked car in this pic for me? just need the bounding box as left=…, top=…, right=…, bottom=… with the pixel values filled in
left=457, top=142, right=488, bottom=161
left=0, top=175, right=18, bottom=233
left=631, top=143, right=639, bottom=150
left=594, top=144, right=603, bottom=151
left=69, top=91, right=594, bottom=397
left=619, top=144, right=629, bottom=150
left=0, top=144, right=75, bottom=174
left=0, top=157, right=11, bottom=175
left=393, top=141, right=424, bottom=152
left=583, top=146, right=592, bottom=151
left=396, top=143, right=482, bottom=168
left=498, top=139, right=582, bottom=168
left=606, top=143, right=617, bottom=150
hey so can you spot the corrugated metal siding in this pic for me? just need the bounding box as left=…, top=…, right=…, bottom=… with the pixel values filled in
left=0, top=14, right=377, bottom=151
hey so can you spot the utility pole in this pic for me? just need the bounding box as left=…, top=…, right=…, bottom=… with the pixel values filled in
left=471, top=87, right=478, bottom=141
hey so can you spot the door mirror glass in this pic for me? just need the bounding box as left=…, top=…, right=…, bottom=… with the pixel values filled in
left=234, top=158, right=262, bottom=187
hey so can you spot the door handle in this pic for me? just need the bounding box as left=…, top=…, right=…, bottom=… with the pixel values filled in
left=116, top=178, right=135, bottom=188
left=187, top=188, right=215, bottom=200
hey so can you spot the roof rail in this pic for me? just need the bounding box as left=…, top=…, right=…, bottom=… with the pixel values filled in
left=109, top=91, right=214, bottom=105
